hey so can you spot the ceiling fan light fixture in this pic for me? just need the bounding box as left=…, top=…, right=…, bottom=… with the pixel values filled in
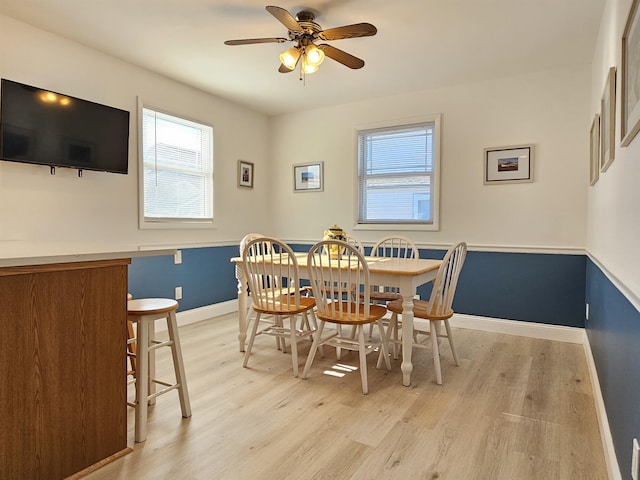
left=301, top=56, right=319, bottom=74
left=304, top=44, right=325, bottom=67
left=224, top=5, right=377, bottom=78
left=279, top=46, right=301, bottom=70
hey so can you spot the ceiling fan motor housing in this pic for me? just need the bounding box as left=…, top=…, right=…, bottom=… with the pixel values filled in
left=292, top=10, right=322, bottom=42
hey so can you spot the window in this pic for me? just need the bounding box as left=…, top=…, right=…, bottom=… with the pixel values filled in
left=140, top=106, right=213, bottom=227
left=357, top=115, right=440, bottom=230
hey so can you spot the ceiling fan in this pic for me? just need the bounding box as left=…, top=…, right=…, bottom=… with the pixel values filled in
left=224, top=5, right=377, bottom=76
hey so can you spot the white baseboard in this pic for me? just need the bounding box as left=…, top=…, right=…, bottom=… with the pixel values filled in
left=450, top=313, right=584, bottom=343
left=583, top=332, right=622, bottom=480
left=176, top=299, right=237, bottom=326
left=152, top=300, right=237, bottom=333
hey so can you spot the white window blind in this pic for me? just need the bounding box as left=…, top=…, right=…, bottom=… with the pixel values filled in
left=358, top=121, right=437, bottom=225
left=142, top=108, right=213, bottom=223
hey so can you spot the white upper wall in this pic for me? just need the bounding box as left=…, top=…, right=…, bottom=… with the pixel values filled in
left=589, top=0, right=640, bottom=301
left=0, top=15, right=271, bottom=246
left=268, top=65, right=590, bottom=251
left=0, top=13, right=595, bottom=261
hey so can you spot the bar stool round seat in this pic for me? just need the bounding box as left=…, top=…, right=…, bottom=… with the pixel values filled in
left=127, top=298, right=192, bottom=443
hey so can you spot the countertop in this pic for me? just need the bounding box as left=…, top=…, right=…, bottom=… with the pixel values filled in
left=0, top=241, right=177, bottom=268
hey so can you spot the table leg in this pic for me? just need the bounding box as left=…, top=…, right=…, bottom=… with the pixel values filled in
left=400, top=291, right=415, bottom=387
left=236, top=266, right=249, bottom=352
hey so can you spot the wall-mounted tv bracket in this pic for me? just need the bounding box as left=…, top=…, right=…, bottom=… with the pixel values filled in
left=49, top=166, right=84, bottom=177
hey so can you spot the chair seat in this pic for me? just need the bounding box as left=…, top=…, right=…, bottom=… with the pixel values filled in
left=369, top=291, right=402, bottom=302
left=128, top=298, right=179, bottom=316
left=386, top=298, right=453, bottom=321
left=252, top=296, right=316, bottom=315
left=316, top=302, right=387, bottom=325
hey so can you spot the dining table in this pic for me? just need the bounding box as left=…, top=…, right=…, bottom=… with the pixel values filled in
left=231, top=251, right=442, bottom=387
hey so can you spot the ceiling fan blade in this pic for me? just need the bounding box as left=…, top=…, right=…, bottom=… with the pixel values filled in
left=319, top=23, right=377, bottom=41
left=266, top=5, right=303, bottom=32
left=224, top=37, right=288, bottom=45
left=318, top=44, right=365, bottom=69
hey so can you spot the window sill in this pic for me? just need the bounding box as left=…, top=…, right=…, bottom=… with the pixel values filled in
left=353, top=222, right=440, bottom=232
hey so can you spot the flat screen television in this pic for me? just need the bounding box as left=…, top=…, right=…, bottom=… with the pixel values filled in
left=0, top=79, right=130, bottom=174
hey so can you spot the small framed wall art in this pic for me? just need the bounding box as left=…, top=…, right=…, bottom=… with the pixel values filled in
left=483, top=144, right=534, bottom=184
left=238, top=160, right=254, bottom=188
left=621, top=0, right=640, bottom=146
left=600, top=66, right=616, bottom=171
left=293, top=162, right=323, bottom=192
left=590, top=114, right=600, bottom=186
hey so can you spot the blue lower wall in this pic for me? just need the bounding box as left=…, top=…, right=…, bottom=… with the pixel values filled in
left=129, top=244, right=586, bottom=327
left=128, top=246, right=238, bottom=311
left=586, top=259, right=640, bottom=479
left=449, top=251, right=586, bottom=327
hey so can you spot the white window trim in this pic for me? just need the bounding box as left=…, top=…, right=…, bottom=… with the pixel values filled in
left=137, top=97, right=216, bottom=230
left=353, top=114, right=441, bottom=232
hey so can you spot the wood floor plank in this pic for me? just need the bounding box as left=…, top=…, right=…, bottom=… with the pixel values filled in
left=82, top=314, right=608, bottom=480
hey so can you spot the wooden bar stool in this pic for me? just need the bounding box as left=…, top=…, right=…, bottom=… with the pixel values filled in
left=127, top=298, right=192, bottom=443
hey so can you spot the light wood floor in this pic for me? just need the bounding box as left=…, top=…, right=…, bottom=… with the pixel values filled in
left=85, top=313, right=608, bottom=480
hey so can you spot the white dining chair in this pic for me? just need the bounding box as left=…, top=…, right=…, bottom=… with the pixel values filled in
left=370, top=235, right=419, bottom=301
left=383, top=241, right=467, bottom=385
left=366, top=235, right=419, bottom=341
left=241, top=236, right=317, bottom=377
left=302, top=239, right=391, bottom=394
left=345, top=233, right=365, bottom=255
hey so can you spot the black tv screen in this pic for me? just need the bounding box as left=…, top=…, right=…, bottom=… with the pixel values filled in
left=0, top=79, right=130, bottom=174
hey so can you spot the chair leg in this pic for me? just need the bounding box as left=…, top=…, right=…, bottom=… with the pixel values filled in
left=392, top=315, right=400, bottom=359
left=306, top=309, right=324, bottom=357
left=127, top=320, right=137, bottom=377
left=431, top=320, right=443, bottom=385
left=134, top=317, right=149, bottom=443
left=376, top=319, right=391, bottom=371
left=243, top=311, right=262, bottom=368
left=302, top=321, right=325, bottom=379
left=376, top=316, right=393, bottom=370
left=336, top=324, right=343, bottom=360
left=444, top=319, right=459, bottom=366
left=289, top=314, right=299, bottom=377
left=147, top=319, right=156, bottom=406
left=167, top=310, right=192, bottom=418
left=357, top=326, right=368, bottom=394
left=275, top=316, right=286, bottom=352
left=386, top=313, right=400, bottom=361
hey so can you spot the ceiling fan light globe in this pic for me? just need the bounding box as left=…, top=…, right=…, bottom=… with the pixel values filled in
left=302, top=61, right=319, bottom=74
left=279, top=46, right=301, bottom=69
left=305, top=44, right=325, bottom=67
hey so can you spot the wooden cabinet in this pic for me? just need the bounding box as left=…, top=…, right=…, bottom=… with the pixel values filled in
left=0, top=259, right=130, bottom=479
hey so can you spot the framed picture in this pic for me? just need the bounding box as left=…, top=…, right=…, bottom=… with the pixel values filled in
left=590, top=114, right=600, bottom=186
left=238, top=160, right=253, bottom=188
left=483, top=144, right=534, bottom=184
left=600, top=66, right=616, bottom=171
left=293, top=162, right=323, bottom=192
left=622, top=0, right=640, bottom=147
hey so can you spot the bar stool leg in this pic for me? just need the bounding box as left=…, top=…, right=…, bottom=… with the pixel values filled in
left=167, top=310, right=192, bottom=418
left=148, top=318, right=156, bottom=406
left=135, top=316, right=149, bottom=443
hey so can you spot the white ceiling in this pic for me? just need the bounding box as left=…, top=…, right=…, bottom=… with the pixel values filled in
left=0, top=0, right=605, bottom=116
